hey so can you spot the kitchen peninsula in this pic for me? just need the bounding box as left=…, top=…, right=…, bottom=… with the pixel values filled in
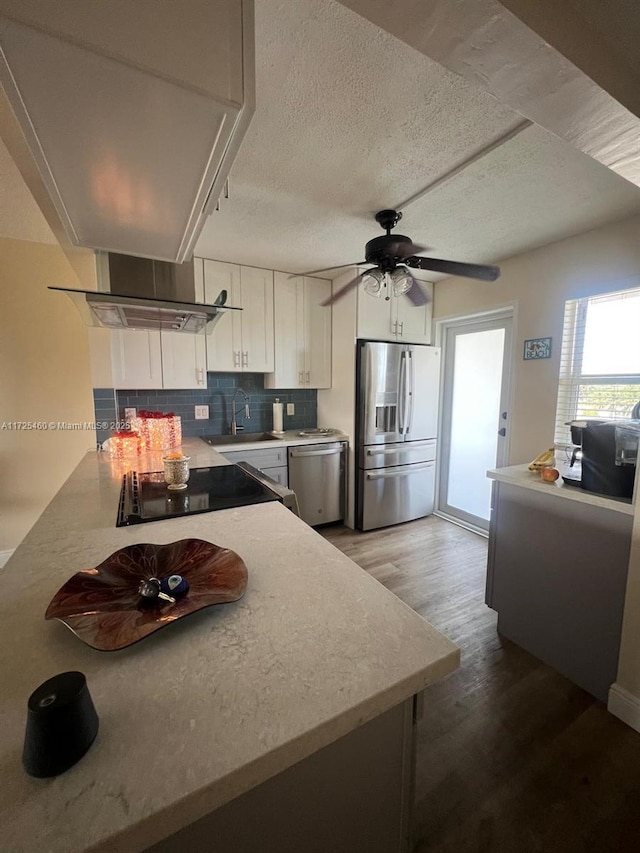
left=0, top=438, right=459, bottom=853
left=486, top=464, right=634, bottom=702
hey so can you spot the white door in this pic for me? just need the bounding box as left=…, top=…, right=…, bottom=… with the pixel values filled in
left=357, top=282, right=394, bottom=341
left=161, top=331, right=207, bottom=389
left=203, top=259, right=242, bottom=371
left=239, top=266, right=274, bottom=372
left=269, top=273, right=303, bottom=387
left=395, top=280, right=433, bottom=344
left=110, top=329, right=162, bottom=389
left=438, top=312, right=513, bottom=532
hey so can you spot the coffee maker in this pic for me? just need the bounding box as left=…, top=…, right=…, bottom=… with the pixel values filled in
left=563, top=421, right=587, bottom=486
left=581, top=421, right=638, bottom=500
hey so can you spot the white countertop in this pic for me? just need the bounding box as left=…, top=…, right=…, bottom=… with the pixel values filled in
left=205, top=428, right=348, bottom=454
left=487, top=464, right=635, bottom=515
left=0, top=438, right=458, bottom=853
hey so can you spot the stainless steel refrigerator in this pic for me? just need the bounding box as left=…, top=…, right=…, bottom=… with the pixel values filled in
left=356, top=340, right=441, bottom=531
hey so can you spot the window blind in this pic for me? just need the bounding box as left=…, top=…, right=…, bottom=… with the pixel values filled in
left=554, top=288, right=640, bottom=449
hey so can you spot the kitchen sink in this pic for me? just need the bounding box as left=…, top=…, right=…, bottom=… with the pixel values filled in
left=202, top=433, right=282, bottom=446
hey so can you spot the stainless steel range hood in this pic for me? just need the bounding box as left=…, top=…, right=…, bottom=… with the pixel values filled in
left=49, top=252, right=240, bottom=334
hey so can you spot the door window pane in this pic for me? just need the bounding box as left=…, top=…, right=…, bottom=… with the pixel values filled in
left=447, top=328, right=505, bottom=521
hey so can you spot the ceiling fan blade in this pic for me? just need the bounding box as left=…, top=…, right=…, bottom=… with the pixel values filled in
left=288, top=262, right=366, bottom=279
left=406, top=256, right=500, bottom=281
left=397, top=241, right=429, bottom=259
left=403, top=272, right=429, bottom=307
left=320, top=272, right=366, bottom=306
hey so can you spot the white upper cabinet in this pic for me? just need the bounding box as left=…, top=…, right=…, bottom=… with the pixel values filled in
left=110, top=269, right=207, bottom=389
left=202, top=260, right=275, bottom=373
left=0, top=1, right=255, bottom=262
left=160, top=332, right=207, bottom=390
left=110, top=329, right=207, bottom=390
left=266, top=274, right=331, bottom=389
left=356, top=273, right=433, bottom=344
left=110, top=330, right=163, bottom=390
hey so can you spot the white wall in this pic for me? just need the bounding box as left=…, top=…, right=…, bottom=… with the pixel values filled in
left=433, top=214, right=640, bottom=465
left=317, top=268, right=359, bottom=528
left=433, top=212, right=640, bottom=728
left=0, top=139, right=97, bottom=552
left=0, top=237, right=96, bottom=551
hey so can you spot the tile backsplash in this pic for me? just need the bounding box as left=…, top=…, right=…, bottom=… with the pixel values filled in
left=93, top=388, right=118, bottom=447
left=97, top=373, right=317, bottom=442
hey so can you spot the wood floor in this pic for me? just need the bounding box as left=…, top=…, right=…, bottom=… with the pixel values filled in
left=321, top=516, right=640, bottom=853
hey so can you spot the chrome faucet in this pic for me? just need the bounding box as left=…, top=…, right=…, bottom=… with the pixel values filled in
left=230, top=388, right=251, bottom=435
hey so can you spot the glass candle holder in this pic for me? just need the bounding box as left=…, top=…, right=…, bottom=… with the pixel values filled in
left=163, top=455, right=190, bottom=490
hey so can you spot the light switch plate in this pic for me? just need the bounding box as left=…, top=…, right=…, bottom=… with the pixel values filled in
left=286, top=403, right=295, bottom=416
left=124, top=407, right=136, bottom=420
left=195, top=405, right=209, bottom=420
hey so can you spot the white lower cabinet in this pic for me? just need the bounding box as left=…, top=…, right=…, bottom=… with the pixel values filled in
left=202, top=259, right=275, bottom=373
left=221, top=447, right=288, bottom=487
left=110, top=329, right=207, bottom=389
left=356, top=273, right=433, bottom=344
left=265, top=273, right=331, bottom=389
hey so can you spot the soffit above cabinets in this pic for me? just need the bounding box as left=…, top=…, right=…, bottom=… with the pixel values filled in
left=0, top=1, right=255, bottom=262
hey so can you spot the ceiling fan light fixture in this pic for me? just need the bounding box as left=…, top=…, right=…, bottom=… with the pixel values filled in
left=362, top=268, right=385, bottom=298
left=390, top=266, right=413, bottom=296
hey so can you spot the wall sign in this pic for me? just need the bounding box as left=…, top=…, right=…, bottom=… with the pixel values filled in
left=523, top=337, right=552, bottom=360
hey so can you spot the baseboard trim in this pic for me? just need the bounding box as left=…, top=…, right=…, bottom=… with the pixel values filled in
left=608, top=683, right=640, bottom=733
left=0, top=550, right=14, bottom=569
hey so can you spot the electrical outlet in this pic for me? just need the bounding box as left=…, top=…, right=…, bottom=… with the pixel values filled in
left=286, top=403, right=295, bottom=416
left=195, top=405, right=209, bottom=420
left=124, top=407, right=136, bottom=420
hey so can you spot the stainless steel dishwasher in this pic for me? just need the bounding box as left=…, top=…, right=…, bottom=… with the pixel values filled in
left=288, top=442, right=345, bottom=526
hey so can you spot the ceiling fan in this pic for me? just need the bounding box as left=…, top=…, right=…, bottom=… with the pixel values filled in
left=305, top=210, right=500, bottom=307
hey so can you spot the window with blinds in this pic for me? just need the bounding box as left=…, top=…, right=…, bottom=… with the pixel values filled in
left=554, top=287, right=640, bottom=448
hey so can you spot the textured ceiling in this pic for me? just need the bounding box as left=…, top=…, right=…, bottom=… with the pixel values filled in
left=0, top=135, right=56, bottom=245
left=194, top=0, right=640, bottom=276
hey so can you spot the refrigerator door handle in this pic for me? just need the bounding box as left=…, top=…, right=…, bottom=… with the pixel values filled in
left=406, top=350, right=414, bottom=435
left=366, top=462, right=435, bottom=480
left=366, top=440, right=436, bottom=455
left=398, top=351, right=405, bottom=434
left=399, top=351, right=411, bottom=436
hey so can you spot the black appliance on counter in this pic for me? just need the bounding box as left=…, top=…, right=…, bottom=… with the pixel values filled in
left=563, top=419, right=602, bottom=486
left=581, top=422, right=636, bottom=500
left=116, top=463, right=298, bottom=526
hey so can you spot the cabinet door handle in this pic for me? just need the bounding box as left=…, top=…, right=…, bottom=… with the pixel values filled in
left=233, top=350, right=240, bottom=368
left=242, top=351, right=249, bottom=368
left=306, top=371, right=310, bottom=384
left=398, top=321, right=404, bottom=337
left=196, top=368, right=205, bottom=385
left=392, top=320, right=397, bottom=335
left=299, top=371, right=304, bottom=385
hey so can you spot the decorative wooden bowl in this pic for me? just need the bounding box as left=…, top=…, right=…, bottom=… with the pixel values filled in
left=45, top=539, right=248, bottom=651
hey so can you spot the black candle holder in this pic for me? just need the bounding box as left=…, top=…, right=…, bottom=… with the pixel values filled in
left=22, top=671, right=99, bottom=778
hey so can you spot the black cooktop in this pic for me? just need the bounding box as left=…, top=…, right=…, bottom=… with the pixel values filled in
left=116, top=465, right=279, bottom=526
